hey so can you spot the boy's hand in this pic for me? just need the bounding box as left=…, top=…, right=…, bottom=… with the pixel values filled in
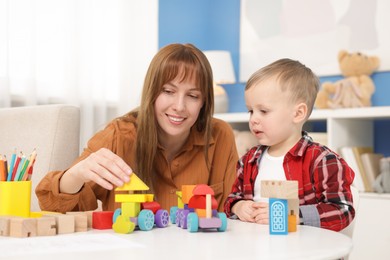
left=232, top=200, right=256, bottom=222
left=251, top=202, right=269, bottom=224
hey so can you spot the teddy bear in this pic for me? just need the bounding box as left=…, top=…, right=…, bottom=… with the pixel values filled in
left=233, top=129, right=259, bottom=157
left=315, top=50, right=380, bottom=109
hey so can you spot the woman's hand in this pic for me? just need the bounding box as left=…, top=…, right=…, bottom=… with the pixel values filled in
left=60, top=148, right=132, bottom=193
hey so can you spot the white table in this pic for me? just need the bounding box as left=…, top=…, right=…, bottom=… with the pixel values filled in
left=0, top=219, right=352, bottom=260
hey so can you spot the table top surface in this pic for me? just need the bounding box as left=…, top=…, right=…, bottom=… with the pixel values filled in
left=0, top=219, right=352, bottom=260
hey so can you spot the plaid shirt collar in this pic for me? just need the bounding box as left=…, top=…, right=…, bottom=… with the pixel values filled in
left=247, top=131, right=313, bottom=164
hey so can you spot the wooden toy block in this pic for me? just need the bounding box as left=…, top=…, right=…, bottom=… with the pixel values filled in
left=36, top=216, right=56, bottom=236
left=195, top=208, right=207, bottom=218
left=92, top=211, right=114, bottom=230
left=206, top=194, right=212, bottom=218
left=112, top=172, right=169, bottom=234
left=193, top=184, right=215, bottom=195
left=85, top=211, right=93, bottom=228
left=0, top=217, right=10, bottom=236
left=181, top=185, right=196, bottom=204
left=9, top=217, right=37, bottom=238
left=66, top=213, right=88, bottom=232
left=189, top=194, right=218, bottom=209
left=122, top=202, right=140, bottom=218
left=40, top=211, right=63, bottom=215
left=171, top=184, right=228, bottom=233
left=288, top=210, right=297, bottom=232
left=66, top=211, right=92, bottom=229
left=269, top=198, right=288, bottom=235
left=176, top=191, right=184, bottom=208
left=44, top=214, right=75, bottom=234
left=115, top=193, right=153, bottom=203
left=112, top=215, right=135, bottom=234
left=115, top=174, right=149, bottom=191
left=261, top=180, right=298, bottom=199
left=287, top=198, right=299, bottom=219
left=30, top=212, right=43, bottom=218
left=141, top=201, right=160, bottom=214
left=199, top=217, right=222, bottom=228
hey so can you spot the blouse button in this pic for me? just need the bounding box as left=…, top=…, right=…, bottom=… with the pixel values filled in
left=170, top=189, right=176, bottom=194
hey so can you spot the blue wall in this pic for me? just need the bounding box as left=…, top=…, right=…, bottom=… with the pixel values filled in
left=159, top=1, right=390, bottom=156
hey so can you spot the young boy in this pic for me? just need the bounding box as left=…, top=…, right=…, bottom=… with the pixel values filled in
left=224, top=58, right=355, bottom=231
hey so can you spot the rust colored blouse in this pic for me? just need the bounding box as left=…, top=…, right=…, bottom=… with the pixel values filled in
left=35, top=115, right=238, bottom=213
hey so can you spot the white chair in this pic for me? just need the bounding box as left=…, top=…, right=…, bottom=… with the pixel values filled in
left=340, top=185, right=360, bottom=239
left=0, top=104, right=80, bottom=211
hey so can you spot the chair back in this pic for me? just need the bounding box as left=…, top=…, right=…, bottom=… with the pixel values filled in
left=340, top=185, right=360, bottom=238
left=0, top=104, right=80, bottom=211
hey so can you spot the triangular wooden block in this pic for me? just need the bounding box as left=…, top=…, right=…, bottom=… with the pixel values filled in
left=115, top=173, right=149, bottom=191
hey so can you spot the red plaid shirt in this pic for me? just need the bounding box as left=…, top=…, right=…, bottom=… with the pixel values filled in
left=224, top=132, right=355, bottom=231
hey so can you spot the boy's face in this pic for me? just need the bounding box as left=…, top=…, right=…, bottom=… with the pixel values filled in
left=245, top=76, right=302, bottom=156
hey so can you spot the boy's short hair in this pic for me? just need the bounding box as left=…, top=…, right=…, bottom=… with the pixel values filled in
left=246, top=58, right=320, bottom=118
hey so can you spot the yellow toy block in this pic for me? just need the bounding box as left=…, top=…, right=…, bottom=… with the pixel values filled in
left=115, top=194, right=154, bottom=203
left=30, top=212, right=44, bottom=218
left=176, top=191, right=184, bottom=209
left=115, top=173, right=149, bottom=191
left=121, top=202, right=141, bottom=218
left=182, top=185, right=196, bottom=204
left=112, top=215, right=135, bottom=234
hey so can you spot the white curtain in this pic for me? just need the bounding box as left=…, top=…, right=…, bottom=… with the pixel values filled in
left=0, top=0, right=158, bottom=149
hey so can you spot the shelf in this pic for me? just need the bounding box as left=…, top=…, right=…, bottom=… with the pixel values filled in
left=214, top=106, right=390, bottom=123
left=359, top=192, right=390, bottom=200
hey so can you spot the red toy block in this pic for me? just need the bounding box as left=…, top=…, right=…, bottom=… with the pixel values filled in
left=188, top=195, right=218, bottom=209
left=92, top=211, right=114, bottom=230
left=141, top=201, right=160, bottom=214
left=192, top=184, right=214, bottom=195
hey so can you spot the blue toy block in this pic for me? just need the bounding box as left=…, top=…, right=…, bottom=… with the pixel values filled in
left=269, top=198, right=288, bottom=235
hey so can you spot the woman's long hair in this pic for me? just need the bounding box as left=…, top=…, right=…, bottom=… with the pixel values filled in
left=130, top=43, right=214, bottom=191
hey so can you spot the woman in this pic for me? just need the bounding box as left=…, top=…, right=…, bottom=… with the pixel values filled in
left=36, top=43, right=239, bottom=213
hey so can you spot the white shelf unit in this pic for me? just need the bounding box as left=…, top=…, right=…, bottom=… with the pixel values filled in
left=215, top=106, right=390, bottom=260
left=215, top=106, right=390, bottom=153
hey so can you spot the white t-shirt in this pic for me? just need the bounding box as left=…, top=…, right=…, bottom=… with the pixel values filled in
left=253, top=148, right=286, bottom=202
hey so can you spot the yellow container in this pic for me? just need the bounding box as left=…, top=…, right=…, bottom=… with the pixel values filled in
left=0, top=181, right=31, bottom=217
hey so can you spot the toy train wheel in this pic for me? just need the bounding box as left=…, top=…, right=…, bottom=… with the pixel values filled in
left=138, top=209, right=154, bottom=231
left=187, top=212, right=199, bottom=233
left=179, top=210, right=189, bottom=229
left=170, top=206, right=178, bottom=224
left=217, top=212, right=227, bottom=232
left=113, top=208, right=122, bottom=223
left=155, top=209, right=169, bottom=228
left=176, top=210, right=183, bottom=227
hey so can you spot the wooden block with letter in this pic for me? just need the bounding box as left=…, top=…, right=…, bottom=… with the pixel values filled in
left=9, top=217, right=37, bottom=238
left=0, top=216, right=11, bottom=236
left=43, top=213, right=75, bottom=234
left=261, top=180, right=299, bottom=234
left=261, top=180, right=298, bottom=199
left=36, top=216, right=56, bottom=236
left=66, top=212, right=88, bottom=232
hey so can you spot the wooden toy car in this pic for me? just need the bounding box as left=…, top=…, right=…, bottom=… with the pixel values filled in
left=170, top=184, right=227, bottom=232
left=112, top=174, right=169, bottom=234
